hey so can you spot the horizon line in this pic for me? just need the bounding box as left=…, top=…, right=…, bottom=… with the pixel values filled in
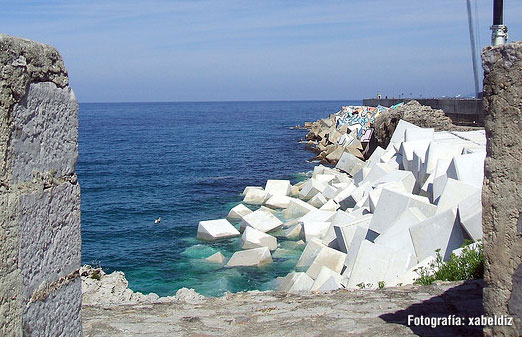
left=78, top=98, right=364, bottom=104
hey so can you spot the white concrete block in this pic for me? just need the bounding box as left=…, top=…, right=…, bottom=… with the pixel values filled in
left=265, top=195, right=293, bottom=209
left=296, top=238, right=326, bottom=268
left=333, top=182, right=357, bottom=203
left=338, top=181, right=372, bottom=210
left=298, top=209, right=336, bottom=224
left=241, top=226, right=278, bottom=250
left=329, top=210, right=356, bottom=226
left=241, top=186, right=263, bottom=196
left=373, top=170, right=415, bottom=194
left=308, top=192, right=327, bottom=208
left=404, top=127, right=434, bottom=142
left=436, top=178, right=481, bottom=214
left=369, top=188, right=437, bottom=235
left=240, top=209, right=283, bottom=233
left=302, top=221, right=331, bottom=243
left=374, top=207, right=426, bottom=258
left=335, top=152, right=365, bottom=176
left=366, top=146, right=386, bottom=169
left=282, top=223, right=303, bottom=240
left=283, top=198, right=317, bottom=219
left=387, top=255, right=436, bottom=287
left=310, top=266, right=343, bottom=291
left=457, top=190, right=482, bottom=241
left=399, top=140, right=431, bottom=172
left=410, top=208, right=464, bottom=261
left=205, top=251, right=226, bottom=264
left=388, top=119, right=420, bottom=149
left=243, top=188, right=271, bottom=205
left=319, top=199, right=340, bottom=211
left=431, top=158, right=452, bottom=203
left=421, top=142, right=464, bottom=185
left=334, top=214, right=372, bottom=254
left=314, top=174, right=336, bottom=184
left=321, top=185, right=338, bottom=200
left=197, top=219, right=240, bottom=241
left=306, top=246, right=347, bottom=279
left=225, top=247, right=273, bottom=267
left=226, top=204, right=253, bottom=221
left=265, top=179, right=292, bottom=196
left=299, top=178, right=327, bottom=200
left=446, top=151, right=486, bottom=188
left=279, top=272, right=314, bottom=292
left=346, top=240, right=414, bottom=288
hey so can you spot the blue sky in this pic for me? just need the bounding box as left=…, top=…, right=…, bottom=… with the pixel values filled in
left=2, top=0, right=521, bottom=102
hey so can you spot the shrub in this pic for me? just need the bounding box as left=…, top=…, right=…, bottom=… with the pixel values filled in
left=414, top=241, right=483, bottom=286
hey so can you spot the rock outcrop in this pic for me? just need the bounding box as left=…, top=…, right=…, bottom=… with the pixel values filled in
left=482, top=40, right=522, bottom=336
left=0, top=34, right=81, bottom=336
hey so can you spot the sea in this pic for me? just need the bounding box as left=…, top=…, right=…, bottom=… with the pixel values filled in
left=78, top=100, right=361, bottom=297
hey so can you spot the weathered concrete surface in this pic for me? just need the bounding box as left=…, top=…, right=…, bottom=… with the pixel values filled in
left=82, top=280, right=484, bottom=337
left=0, top=34, right=81, bottom=336
left=482, top=40, right=522, bottom=337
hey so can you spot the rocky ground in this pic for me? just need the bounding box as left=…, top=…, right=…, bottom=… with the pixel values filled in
left=82, top=279, right=484, bottom=337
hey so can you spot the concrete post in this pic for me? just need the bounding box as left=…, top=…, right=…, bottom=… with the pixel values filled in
left=482, top=41, right=522, bottom=336
left=0, top=34, right=82, bottom=336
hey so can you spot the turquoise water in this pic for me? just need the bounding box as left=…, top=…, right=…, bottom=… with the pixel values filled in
left=78, top=100, right=360, bottom=296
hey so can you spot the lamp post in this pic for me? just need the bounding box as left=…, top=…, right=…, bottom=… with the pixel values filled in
left=491, top=0, right=508, bottom=46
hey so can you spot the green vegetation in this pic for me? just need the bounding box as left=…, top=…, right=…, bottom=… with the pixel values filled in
left=90, top=269, right=101, bottom=281
left=414, top=241, right=483, bottom=286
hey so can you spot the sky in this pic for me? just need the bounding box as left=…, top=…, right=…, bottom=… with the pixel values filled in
left=1, top=0, right=522, bottom=103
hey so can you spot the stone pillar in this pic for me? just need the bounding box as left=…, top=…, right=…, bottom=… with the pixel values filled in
left=0, top=35, right=82, bottom=336
left=482, top=41, right=522, bottom=336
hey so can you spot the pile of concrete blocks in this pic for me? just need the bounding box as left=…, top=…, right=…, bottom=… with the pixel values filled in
left=195, top=118, right=485, bottom=292
left=278, top=119, right=486, bottom=292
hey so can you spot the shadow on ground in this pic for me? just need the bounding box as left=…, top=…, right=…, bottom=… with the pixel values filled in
left=380, top=280, right=484, bottom=337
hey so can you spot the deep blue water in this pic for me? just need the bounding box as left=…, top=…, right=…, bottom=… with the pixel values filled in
left=78, top=100, right=360, bottom=296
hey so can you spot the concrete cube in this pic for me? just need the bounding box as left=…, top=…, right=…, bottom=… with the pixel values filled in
left=346, top=240, right=414, bottom=289
left=373, top=170, right=415, bottom=194
left=265, top=179, right=292, bottom=196
left=226, top=204, right=253, bottom=221
left=241, top=226, right=278, bottom=250
left=206, top=252, right=226, bottom=264
left=282, top=223, right=303, bottom=240
left=241, top=186, right=263, bottom=196
left=243, top=188, right=271, bottom=205
left=334, top=214, right=372, bottom=254
left=306, top=246, right=347, bottom=279
left=410, top=208, right=464, bottom=261
left=457, top=189, right=482, bottom=241
left=436, top=178, right=481, bottom=214
left=296, top=238, right=326, bottom=268
left=335, top=152, right=365, bottom=176
left=319, top=199, right=340, bottom=211
left=240, top=209, right=283, bottom=233
left=399, top=140, right=431, bottom=172
left=299, top=179, right=327, bottom=200
left=388, top=119, right=420, bottom=149
left=369, top=188, right=437, bottom=235
left=265, top=195, right=293, bottom=209
left=321, top=185, right=338, bottom=200
left=279, top=272, right=314, bottom=292
left=302, top=221, right=331, bottom=243
left=298, top=209, right=336, bottom=224
left=404, top=127, right=434, bottom=142
left=308, top=193, right=327, bottom=208
left=225, top=247, right=273, bottom=267
left=446, top=151, right=486, bottom=189
left=310, top=266, right=343, bottom=291
left=283, top=198, right=317, bottom=219
left=197, top=219, right=240, bottom=241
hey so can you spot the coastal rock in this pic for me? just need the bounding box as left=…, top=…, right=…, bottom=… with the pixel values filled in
left=226, top=247, right=273, bottom=267
left=196, top=219, right=240, bottom=241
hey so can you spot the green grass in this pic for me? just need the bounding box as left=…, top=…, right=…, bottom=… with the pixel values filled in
left=414, top=241, right=483, bottom=286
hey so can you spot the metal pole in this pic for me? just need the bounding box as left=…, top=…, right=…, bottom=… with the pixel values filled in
left=467, top=0, right=480, bottom=97
left=491, top=0, right=508, bottom=45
